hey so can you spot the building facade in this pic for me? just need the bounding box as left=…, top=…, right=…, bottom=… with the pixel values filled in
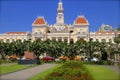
left=0, top=1, right=118, bottom=43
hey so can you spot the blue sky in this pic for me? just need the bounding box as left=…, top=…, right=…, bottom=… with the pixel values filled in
left=0, top=0, right=119, bottom=33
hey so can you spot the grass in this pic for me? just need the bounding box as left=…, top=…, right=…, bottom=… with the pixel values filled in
left=29, top=64, right=61, bottom=80
left=85, top=65, right=120, bottom=80
left=0, top=63, right=36, bottom=75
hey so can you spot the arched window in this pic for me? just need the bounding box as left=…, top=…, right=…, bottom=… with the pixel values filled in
left=109, top=39, right=112, bottom=42
left=35, top=30, right=42, bottom=34
left=80, top=29, right=84, bottom=33
left=64, top=38, right=67, bottom=43
left=12, top=39, right=14, bottom=42
left=0, top=39, right=3, bottom=42
left=102, top=39, right=106, bottom=42
left=70, top=39, right=73, bottom=44
left=78, top=29, right=84, bottom=34
left=6, top=39, right=10, bottom=43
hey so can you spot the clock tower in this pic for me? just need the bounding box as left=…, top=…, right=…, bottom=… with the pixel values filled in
left=56, top=0, right=64, bottom=24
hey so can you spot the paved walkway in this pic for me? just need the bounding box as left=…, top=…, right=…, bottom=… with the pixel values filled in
left=0, top=63, right=56, bottom=80
left=104, top=65, right=120, bottom=74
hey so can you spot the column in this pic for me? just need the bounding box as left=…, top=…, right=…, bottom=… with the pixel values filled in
left=21, top=39, right=23, bottom=42
left=68, top=38, right=70, bottom=43
left=41, top=38, right=43, bottom=41
left=111, top=39, right=114, bottom=43
left=99, top=39, right=101, bottom=42
left=56, top=37, right=58, bottom=41
left=10, top=39, right=12, bottom=42
left=93, top=38, right=96, bottom=42
left=4, top=39, right=6, bottom=42
left=49, top=37, right=52, bottom=40
left=62, top=37, right=64, bottom=42
left=106, top=39, right=109, bottom=42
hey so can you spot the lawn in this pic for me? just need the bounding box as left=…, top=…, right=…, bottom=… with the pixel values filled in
left=0, top=64, right=36, bottom=75
left=85, top=65, right=120, bottom=80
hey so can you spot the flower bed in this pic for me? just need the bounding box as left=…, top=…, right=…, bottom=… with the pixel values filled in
left=43, top=61, right=93, bottom=80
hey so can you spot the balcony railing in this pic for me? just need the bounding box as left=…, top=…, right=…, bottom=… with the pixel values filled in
left=77, top=33, right=87, bottom=37
left=33, top=33, right=44, bottom=37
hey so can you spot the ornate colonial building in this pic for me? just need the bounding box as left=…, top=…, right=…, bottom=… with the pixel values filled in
left=0, top=1, right=118, bottom=43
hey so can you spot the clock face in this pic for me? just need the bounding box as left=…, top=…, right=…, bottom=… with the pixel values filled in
left=104, top=26, right=109, bottom=31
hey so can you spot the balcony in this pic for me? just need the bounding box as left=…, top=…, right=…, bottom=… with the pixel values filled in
left=77, top=33, right=87, bottom=37
left=33, top=33, right=44, bottom=38
left=47, top=33, right=70, bottom=37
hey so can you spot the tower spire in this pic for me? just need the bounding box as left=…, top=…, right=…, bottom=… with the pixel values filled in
left=56, top=0, right=64, bottom=24
left=57, top=0, right=63, bottom=13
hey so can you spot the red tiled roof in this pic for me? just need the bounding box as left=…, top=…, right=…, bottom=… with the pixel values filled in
left=75, top=16, right=88, bottom=24
left=33, top=17, right=46, bottom=25
left=6, top=32, right=27, bottom=34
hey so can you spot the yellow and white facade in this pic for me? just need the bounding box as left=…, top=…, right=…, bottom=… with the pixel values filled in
left=0, top=32, right=30, bottom=42
left=0, top=1, right=118, bottom=43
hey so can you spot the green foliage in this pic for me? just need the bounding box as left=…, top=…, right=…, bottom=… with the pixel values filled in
left=82, top=61, right=112, bottom=65
left=55, top=60, right=65, bottom=64
left=0, top=39, right=118, bottom=62
left=0, top=60, right=17, bottom=64
left=114, top=34, right=120, bottom=43
left=62, top=61, right=83, bottom=68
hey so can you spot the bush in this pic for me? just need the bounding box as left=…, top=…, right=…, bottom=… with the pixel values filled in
left=0, top=60, right=17, bottom=64
left=82, top=61, right=112, bottom=65
left=102, top=61, right=111, bottom=65
left=55, top=60, right=65, bottom=64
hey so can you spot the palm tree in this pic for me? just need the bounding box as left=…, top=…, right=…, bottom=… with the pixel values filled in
left=14, top=40, right=26, bottom=57
left=31, top=39, right=43, bottom=56
left=75, top=39, right=86, bottom=57
left=106, top=42, right=115, bottom=60
left=50, top=41, right=62, bottom=58
left=0, top=41, right=6, bottom=59
left=114, top=34, right=120, bottom=44
left=0, top=42, right=11, bottom=60
left=99, top=42, right=108, bottom=61
left=85, top=41, right=95, bottom=60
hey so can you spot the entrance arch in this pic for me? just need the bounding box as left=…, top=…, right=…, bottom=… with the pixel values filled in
left=70, top=39, right=73, bottom=44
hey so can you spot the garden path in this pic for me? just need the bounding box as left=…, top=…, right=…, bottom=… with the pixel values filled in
left=0, top=63, right=56, bottom=80
left=103, top=65, right=120, bottom=74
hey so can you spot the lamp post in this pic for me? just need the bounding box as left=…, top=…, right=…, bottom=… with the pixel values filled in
left=27, top=39, right=31, bottom=52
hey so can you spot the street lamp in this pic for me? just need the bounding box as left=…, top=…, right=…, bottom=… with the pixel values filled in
left=27, top=39, right=31, bottom=52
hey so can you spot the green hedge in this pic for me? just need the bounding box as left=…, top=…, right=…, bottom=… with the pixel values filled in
left=0, top=60, right=17, bottom=64
left=82, top=61, right=112, bottom=65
